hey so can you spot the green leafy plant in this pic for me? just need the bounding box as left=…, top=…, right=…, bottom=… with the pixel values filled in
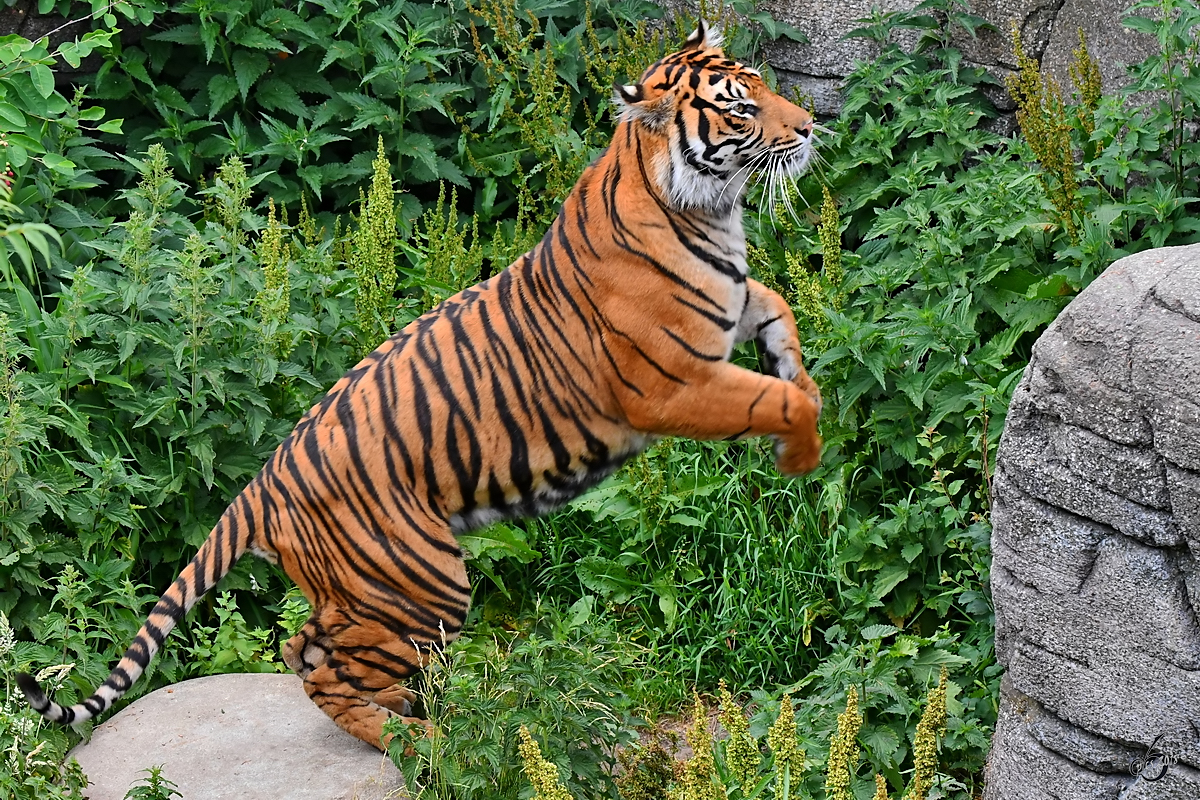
left=0, top=138, right=366, bottom=772
left=0, top=612, right=89, bottom=800
left=183, top=592, right=283, bottom=675
left=121, top=766, right=182, bottom=800
left=8, top=2, right=1200, bottom=798
left=386, top=605, right=639, bottom=800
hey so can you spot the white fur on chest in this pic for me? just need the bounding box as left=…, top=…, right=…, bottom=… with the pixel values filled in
left=676, top=212, right=751, bottom=358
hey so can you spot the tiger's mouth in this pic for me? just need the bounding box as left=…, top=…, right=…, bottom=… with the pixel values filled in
left=770, top=141, right=812, bottom=177
left=750, top=132, right=822, bottom=222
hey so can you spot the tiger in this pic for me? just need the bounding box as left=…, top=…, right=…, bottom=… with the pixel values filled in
left=16, top=20, right=823, bottom=751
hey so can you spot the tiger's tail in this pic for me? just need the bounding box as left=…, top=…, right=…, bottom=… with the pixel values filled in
left=15, top=491, right=258, bottom=725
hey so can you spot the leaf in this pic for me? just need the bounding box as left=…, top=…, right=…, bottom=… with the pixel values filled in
left=747, top=11, right=808, bottom=43
left=187, top=435, right=216, bottom=488
left=657, top=589, right=677, bottom=628
left=0, top=102, right=25, bottom=128
left=258, top=8, right=319, bottom=41
left=150, top=24, right=203, bottom=45
left=318, top=41, right=359, bottom=72
left=1122, top=15, right=1159, bottom=35
left=872, top=563, right=910, bottom=600
left=402, top=82, right=468, bottom=118
left=913, top=648, right=970, bottom=667
left=434, top=155, right=468, bottom=187
left=120, top=52, right=155, bottom=87
left=458, top=523, right=539, bottom=564
left=256, top=78, right=308, bottom=118
left=488, top=81, right=512, bottom=132
left=232, top=51, right=270, bottom=100
left=394, top=131, right=438, bottom=177
left=58, top=41, right=82, bottom=68
left=576, top=556, right=637, bottom=603
left=230, top=27, right=290, bottom=53
left=199, top=20, right=219, bottom=63
left=566, top=595, right=594, bottom=629
left=341, top=91, right=397, bottom=131
left=152, top=85, right=194, bottom=114
left=30, top=64, right=54, bottom=98
left=861, top=623, right=900, bottom=640
left=69, top=350, right=118, bottom=383
left=208, top=74, right=239, bottom=116
left=861, top=724, right=902, bottom=760
left=97, top=119, right=124, bottom=134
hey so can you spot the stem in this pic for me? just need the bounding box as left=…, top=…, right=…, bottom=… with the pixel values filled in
left=42, top=0, right=116, bottom=42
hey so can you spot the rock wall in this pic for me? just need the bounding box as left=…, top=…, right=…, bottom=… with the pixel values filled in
left=660, top=0, right=1158, bottom=117
left=984, top=247, right=1200, bottom=798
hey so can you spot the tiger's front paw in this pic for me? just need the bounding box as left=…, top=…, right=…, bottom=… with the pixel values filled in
left=795, top=373, right=823, bottom=419
left=773, top=431, right=822, bottom=476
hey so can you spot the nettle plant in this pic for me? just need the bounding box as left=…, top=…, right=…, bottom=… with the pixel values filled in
left=0, top=140, right=371, bottom=723
left=386, top=604, right=639, bottom=800
left=81, top=0, right=803, bottom=226
left=81, top=0, right=711, bottom=212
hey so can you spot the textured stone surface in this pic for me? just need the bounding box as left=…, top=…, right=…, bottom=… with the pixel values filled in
left=756, top=0, right=922, bottom=114
left=69, top=674, right=404, bottom=800
left=1042, top=1, right=1160, bottom=98
left=955, top=0, right=1065, bottom=71
left=985, top=247, right=1200, bottom=799
left=656, top=0, right=1159, bottom=117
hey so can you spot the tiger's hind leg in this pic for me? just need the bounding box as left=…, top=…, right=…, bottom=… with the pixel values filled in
left=373, top=684, right=418, bottom=716
left=282, top=616, right=332, bottom=680
left=283, top=614, right=419, bottom=711
left=298, top=612, right=446, bottom=750
left=283, top=615, right=423, bottom=744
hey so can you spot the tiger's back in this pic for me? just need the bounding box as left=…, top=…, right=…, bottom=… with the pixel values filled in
left=17, top=20, right=823, bottom=750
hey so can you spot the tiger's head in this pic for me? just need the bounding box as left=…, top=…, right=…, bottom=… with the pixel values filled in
left=614, top=21, right=816, bottom=214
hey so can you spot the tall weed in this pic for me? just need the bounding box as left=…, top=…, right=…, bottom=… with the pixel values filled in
left=386, top=605, right=639, bottom=800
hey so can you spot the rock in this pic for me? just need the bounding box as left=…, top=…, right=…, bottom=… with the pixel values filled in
left=756, top=0, right=923, bottom=116
left=955, top=0, right=1065, bottom=71
left=69, top=673, right=404, bottom=800
left=1041, top=0, right=1160, bottom=99
left=653, top=0, right=1161, bottom=117
left=985, top=246, right=1200, bottom=799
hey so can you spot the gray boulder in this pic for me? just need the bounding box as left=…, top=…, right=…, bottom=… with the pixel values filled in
left=985, top=246, right=1200, bottom=798
left=69, top=673, right=404, bottom=800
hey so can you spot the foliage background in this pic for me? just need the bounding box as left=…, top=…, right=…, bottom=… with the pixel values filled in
left=1, top=0, right=1199, bottom=798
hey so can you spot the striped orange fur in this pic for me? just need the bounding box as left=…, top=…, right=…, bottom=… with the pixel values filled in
left=16, top=21, right=822, bottom=750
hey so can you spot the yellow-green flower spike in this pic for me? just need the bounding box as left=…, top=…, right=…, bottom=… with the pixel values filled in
left=518, top=726, right=576, bottom=800
left=904, top=667, right=949, bottom=800
left=717, top=680, right=761, bottom=791
left=824, top=686, right=862, bottom=800
left=673, top=692, right=726, bottom=800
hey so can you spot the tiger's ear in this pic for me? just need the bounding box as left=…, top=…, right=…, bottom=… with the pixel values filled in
left=683, top=18, right=724, bottom=51
left=614, top=83, right=645, bottom=105
left=612, top=82, right=674, bottom=131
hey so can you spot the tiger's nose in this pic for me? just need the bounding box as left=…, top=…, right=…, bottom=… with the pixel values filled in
left=794, top=119, right=814, bottom=138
